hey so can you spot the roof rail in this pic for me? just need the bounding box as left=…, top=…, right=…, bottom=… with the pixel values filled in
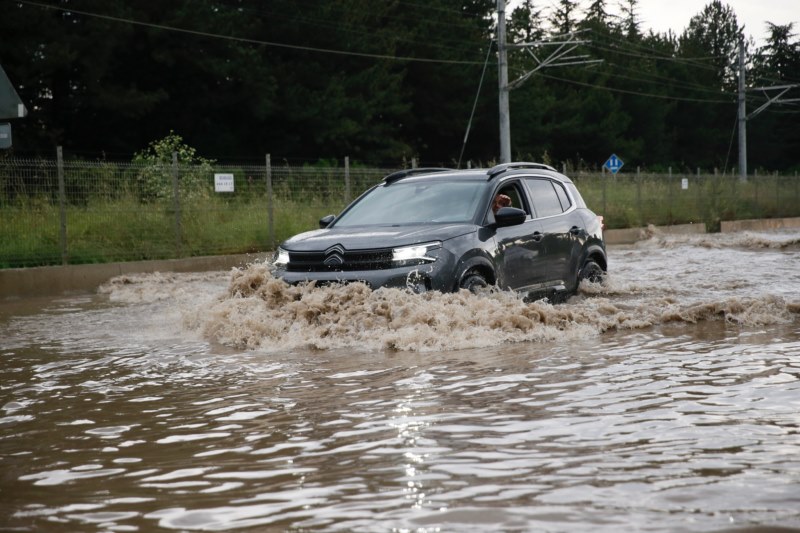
left=487, top=162, right=556, bottom=178
left=382, top=167, right=453, bottom=184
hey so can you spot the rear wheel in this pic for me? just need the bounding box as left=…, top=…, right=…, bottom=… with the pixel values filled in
left=459, top=269, right=489, bottom=294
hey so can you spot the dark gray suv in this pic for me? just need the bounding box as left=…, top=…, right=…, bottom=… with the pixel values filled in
left=273, top=162, right=607, bottom=300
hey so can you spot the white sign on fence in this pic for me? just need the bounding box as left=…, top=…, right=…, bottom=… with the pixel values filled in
left=214, top=173, right=234, bottom=192
left=681, top=178, right=689, bottom=190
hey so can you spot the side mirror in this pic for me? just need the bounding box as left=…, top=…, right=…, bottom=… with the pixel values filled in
left=494, top=206, right=527, bottom=227
left=319, top=214, right=335, bottom=228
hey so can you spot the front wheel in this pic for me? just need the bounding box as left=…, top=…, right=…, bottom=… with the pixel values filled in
left=459, top=268, right=489, bottom=294
left=579, top=259, right=605, bottom=284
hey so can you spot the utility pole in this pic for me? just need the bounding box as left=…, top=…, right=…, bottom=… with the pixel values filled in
left=497, top=0, right=511, bottom=163
left=495, top=2, right=601, bottom=163
left=737, top=35, right=747, bottom=181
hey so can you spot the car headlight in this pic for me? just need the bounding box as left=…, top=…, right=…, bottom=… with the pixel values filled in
left=274, top=247, right=290, bottom=266
left=392, top=241, right=441, bottom=266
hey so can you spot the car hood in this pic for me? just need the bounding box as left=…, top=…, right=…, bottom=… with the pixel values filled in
left=281, top=224, right=476, bottom=251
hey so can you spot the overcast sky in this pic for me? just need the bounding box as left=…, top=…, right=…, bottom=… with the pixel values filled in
left=601, top=0, right=798, bottom=44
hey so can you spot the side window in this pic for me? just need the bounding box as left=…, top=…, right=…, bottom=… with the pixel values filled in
left=553, top=181, right=572, bottom=211
left=494, top=182, right=530, bottom=215
left=566, top=183, right=587, bottom=208
left=525, top=178, right=563, bottom=218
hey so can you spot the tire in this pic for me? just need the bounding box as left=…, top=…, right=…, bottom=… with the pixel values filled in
left=459, top=268, right=489, bottom=294
left=579, top=259, right=604, bottom=284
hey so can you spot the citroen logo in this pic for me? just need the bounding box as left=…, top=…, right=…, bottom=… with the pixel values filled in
left=324, top=244, right=345, bottom=267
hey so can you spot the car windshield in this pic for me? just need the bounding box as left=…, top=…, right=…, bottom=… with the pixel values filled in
left=333, top=180, right=485, bottom=227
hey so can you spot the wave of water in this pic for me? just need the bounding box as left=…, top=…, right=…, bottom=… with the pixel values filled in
left=98, top=229, right=794, bottom=353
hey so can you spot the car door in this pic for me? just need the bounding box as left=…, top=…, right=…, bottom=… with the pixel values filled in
left=524, top=177, right=579, bottom=290
left=491, top=180, right=547, bottom=291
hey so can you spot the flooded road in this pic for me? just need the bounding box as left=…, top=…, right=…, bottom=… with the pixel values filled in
left=2, top=229, right=799, bottom=532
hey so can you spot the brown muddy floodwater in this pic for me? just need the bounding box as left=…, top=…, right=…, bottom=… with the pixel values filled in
left=2, top=229, right=800, bottom=532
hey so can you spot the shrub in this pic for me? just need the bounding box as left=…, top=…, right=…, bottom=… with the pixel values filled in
left=133, top=132, right=215, bottom=203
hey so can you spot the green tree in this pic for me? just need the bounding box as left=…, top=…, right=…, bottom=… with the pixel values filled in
left=0, top=0, right=162, bottom=152
left=748, top=23, right=800, bottom=171
left=550, top=0, right=579, bottom=35
left=392, top=0, right=496, bottom=164
left=679, top=1, right=741, bottom=88
left=508, top=0, right=545, bottom=43
left=585, top=0, right=609, bottom=25
left=618, top=0, right=641, bottom=40
left=674, top=1, right=742, bottom=170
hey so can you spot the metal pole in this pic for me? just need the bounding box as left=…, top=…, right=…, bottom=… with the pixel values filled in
left=266, top=153, right=274, bottom=250
left=497, top=0, right=511, bottom=163
left=602, top=167, right=607, bottom=221
left=668, top=167, right=673, bottom=225
left=738, top=35, right=747, bottom=181
left=636, top=166, right=642, bottom=226
left=344, top=156, right=351, bottom=204
left=171, top=151, right=182, bottom=257
left=57, top=146, right=67, bottom=265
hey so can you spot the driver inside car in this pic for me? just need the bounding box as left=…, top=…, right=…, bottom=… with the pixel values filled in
left=492, top=193, right=512, bottom=214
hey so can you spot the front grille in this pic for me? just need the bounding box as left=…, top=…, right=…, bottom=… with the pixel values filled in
left=287, top=248, right=394, bottom=272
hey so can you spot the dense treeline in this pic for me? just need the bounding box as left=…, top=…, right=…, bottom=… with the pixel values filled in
left=0, top=0, right=798, bottom=171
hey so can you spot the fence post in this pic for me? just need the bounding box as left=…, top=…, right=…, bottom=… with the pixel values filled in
left=344, top=155, right=351, bottom=204
left=668, top=166, right=673, bottom=225
left=57, top=146, right=68, bottom=265
left=754, top=168, right=759, bottom=207
left=696, top=167, right=703, bottom=224
left=636, top=166, right=642, bottom=226
left=411, top=158, right=417, bottom=169
left=266, top=153, right=274, bottom=250
left=602, top=166, right=607, bottom=221
left=171, top=151, right=182, bottom=257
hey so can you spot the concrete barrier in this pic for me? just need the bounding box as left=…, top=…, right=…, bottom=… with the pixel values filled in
left=604, top=223, right=707, bottom=245
left=0, top=253, right=270, bottom=300
left=720, top=217, right=800, bottom=233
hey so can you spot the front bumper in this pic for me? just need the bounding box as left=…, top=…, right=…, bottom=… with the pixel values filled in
left=274, top=252, right=457, bottom=293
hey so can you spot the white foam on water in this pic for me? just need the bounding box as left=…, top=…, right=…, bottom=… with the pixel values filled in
left=163, top=228, right=800, bottom=353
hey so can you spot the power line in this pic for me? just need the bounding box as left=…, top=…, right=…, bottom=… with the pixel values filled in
left=537, top=72, right=736, bottom=104
left=601, top=62, right=739, bottom=96
left=209, top=0, right=491, bottom=54
left=591, top=30, right=731, bottom=64
left=586, top=42, right=727, bottom=72
left=8, top=0, right=486, bottom=66
left=521, top=60, right=772, bottom=106
left=459, top=38, right=494, bottom=169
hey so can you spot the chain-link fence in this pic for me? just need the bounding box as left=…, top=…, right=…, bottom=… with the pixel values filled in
left=0, top=154, right=391, bottom=267
left=571, top=169, right=800, bottom=231
left=1, top=155, right=799, bottom=268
